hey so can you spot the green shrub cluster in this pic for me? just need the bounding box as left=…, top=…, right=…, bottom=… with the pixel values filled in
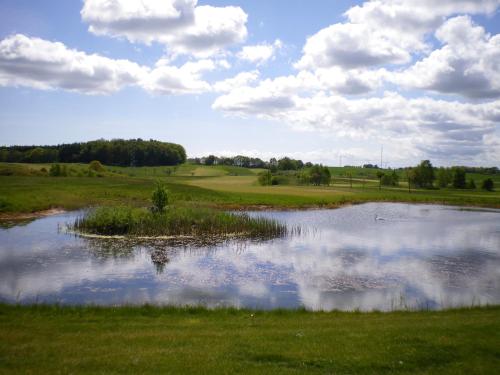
left=482, top=178, right=494, bottom=191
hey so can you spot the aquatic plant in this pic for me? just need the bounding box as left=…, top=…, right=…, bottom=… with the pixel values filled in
left=72, top=206, right=287, bottom=240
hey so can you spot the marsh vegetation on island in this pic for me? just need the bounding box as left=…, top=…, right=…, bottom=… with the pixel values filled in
left=71, top=182, right=288, bottom=242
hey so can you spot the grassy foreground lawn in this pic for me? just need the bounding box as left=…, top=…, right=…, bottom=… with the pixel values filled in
left=0, top=305, right=499, bottom=374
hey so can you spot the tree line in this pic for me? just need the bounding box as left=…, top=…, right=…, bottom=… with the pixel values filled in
left=0, top=139, right=186, bottom=166
left=188, top=155, right=314, bottom=171
left=258, top=164, right=331, bottom=186
left=402, top=160, right=495, bottom=191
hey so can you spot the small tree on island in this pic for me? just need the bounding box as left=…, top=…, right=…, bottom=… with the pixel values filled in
left=151, top=181, right=169, bottom=213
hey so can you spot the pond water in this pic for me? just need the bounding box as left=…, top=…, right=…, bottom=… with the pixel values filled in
left=1, top=203, right=499, bottom=311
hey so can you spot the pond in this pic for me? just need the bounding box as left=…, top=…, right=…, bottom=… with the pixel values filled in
left=0, top=203, right=499, bottom=311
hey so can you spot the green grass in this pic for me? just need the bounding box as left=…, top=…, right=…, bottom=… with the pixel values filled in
left=0, top=304, right=499, bottom=374
left=72, top=206, right=287, bottom=239
left=0, top=163, right=499, bottom=215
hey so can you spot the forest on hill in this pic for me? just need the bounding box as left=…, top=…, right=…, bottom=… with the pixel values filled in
left=0, top=139, right=186, bottom=167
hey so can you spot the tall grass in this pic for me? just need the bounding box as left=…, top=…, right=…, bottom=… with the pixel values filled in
left=72, top=206, right=287, bottom=239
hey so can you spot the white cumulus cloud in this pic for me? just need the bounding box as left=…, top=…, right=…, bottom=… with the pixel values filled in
left=0, top=34, right=145, bottom=94
left=237, top=39, right=282, bottom=65
left=81, top=0, right=248, bottom=57
left=214, top=86, right=500, bottom=164
left=394, top=16, right=500, bottom=99
left=0, top=34, right=231, bottom=96
left=297, top=0, right=500, bottom=70
left=213, top=70, right=260, bottom=93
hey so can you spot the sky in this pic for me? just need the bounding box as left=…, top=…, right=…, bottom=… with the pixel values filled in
left=0, top=0, right=499, bottom=167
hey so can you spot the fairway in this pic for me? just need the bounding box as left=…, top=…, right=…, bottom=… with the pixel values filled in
left=186, top=175, right=355, bottom=198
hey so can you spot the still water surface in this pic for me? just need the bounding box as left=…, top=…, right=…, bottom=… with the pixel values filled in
left=1, top=203, right=499, bottom=311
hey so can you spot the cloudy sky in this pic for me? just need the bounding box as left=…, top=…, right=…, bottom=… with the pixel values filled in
left=1, top=0, right=499, bottom=167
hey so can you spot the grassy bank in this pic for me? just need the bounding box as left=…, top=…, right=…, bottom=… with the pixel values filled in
left=0, top=304, right=499, bottom=374
left=1, top=163, right=499, bottom=215
left=72, top=206, right=287, bottom=239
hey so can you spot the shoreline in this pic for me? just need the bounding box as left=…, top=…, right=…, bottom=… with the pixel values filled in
left=1, top=199, right=499, bottom=221
left=1, top=302, right=498, bottom=313
left=0, top=208, right=66, bottom=220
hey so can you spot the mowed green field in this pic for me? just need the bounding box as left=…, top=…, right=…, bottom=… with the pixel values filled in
left=0, top=162, right=499, bottom=214
left=0, top=305, right=499, bottom=375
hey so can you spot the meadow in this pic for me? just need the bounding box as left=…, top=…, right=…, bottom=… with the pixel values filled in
left=1, top=162, right=499, bottom=216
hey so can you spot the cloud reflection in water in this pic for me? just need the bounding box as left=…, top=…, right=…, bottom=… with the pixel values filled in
left=0, top=203, right=499, bottom=310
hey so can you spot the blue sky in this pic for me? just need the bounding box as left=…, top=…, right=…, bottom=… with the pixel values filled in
left=0, top=0, right=499, bottom=167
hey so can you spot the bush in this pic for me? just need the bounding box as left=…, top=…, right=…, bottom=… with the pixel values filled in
left=308, top=165, right=331, bottom=186
left=151, top=182, right=169, bottom=212
left=49, top=164, right=67, bottom=177
left=381, top=170, right=399, bottom=186
left=436, top=167, right=452, bottom=188
left=258, top=170, right=272, bottom=186
left=380, top=174, right=393, bottom=186
left=89, top=160, right=105, bottom=172
left=410, top=160, right=435, bottom=188
left=482, top=178, right=494, bottom=191
left=452, top=167, right=466, bottom=189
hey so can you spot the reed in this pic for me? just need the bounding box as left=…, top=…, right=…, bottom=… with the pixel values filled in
left=72, top=206, right=287, bottom=239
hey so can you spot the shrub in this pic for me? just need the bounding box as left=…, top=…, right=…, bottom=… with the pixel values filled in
left=308, top=165, right=331, bottom=186
left=452, top=167, right=466, bottom=189
left=437, top=167, right=452, bottom=188
left=410, top=160, right=435, bottom=188
left=482, top=178, right=494, bottom=191
left=381, top=170, right=399, bottom=186
left=151, top=182, right=169, bottom=212
left=89, top=160, right=105, bottom=172
left=258, top=170, right=272, bottom=186
left=49, top=164, right=60, bottom=176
